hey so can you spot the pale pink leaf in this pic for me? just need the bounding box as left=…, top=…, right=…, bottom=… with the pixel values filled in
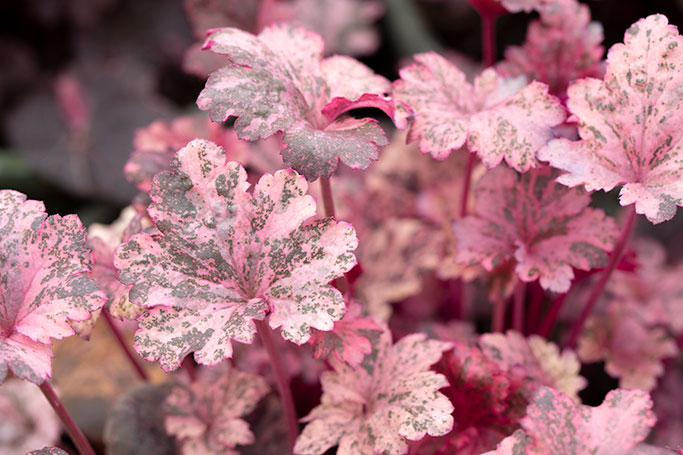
left=0, top=190, right=104, bottom=384
left=164, top=363, right=269, bottom=455
left=451, top=166, right=618, bottom=293
left=115, top=139, right=357, bottom=371
left=309, top=301, right=384, bottom=368
left=25, top=448, right=70, bottom=455
left=393, top=52, right=565, bottom=171
left=498, top=0, right=604, bottom=97
left=577, top=303, right=678, bottom=391
left=538, top=15, right=683, bottom=224
left=295, top=331, right=453, bottom=455
left=0, top=379, right=61, bottom=454
left=197, top=23, right=404, bottom=180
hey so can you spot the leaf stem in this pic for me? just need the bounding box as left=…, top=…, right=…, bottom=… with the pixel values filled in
left=535, top=293, right=567, bottom=338
left=459, top=152, right=477, bottom=218
left=481, top=13, right=497, bottom=68
left=525, top=282, right=544, bottom=335
left=255, top=319, right=298, bottom=452
left=565, top=206, right=637, bottom=348
left=492, top=295, right=507, bottom=333
left=319, top=177, right=350, bottom=294
left=512, top=280, right=525, bottom=333
left=39, top=381, right=95, bottom=455
left=101, top=309, right=148, bottom=381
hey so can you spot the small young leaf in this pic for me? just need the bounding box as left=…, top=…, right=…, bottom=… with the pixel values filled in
left=309, top=300, right=384, bottom=368
left=451, top=166, right=618, bottom=293
left=164, top=363, right=269, bottom=455
left=294, top=330, right=453, bottom=455
left=197, top=23, right=406, bottom=180
left=539, top=14, right=683, bottom=224
left=115, top=139, right=357, bottom=371
left=0, top=190, right=104, bottom=384
left=393, top=52, right=565, bottom=171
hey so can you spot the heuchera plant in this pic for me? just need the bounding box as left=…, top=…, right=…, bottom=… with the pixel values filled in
left=2, top=2, right=683, bottom=455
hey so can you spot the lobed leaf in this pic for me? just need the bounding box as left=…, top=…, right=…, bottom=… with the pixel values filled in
left=295, top=330, right=453, bottom=455
left=539, top=14, right=683, bottom=224
left=0, top=190, right=104, bottom=384
left=451, top=166, right=618, bottom=293
left=164, top=363, right=269, bottom=455
left=115, top=139, right=357, bottom=371
left=393, top=52, right=565, bottom=171
left=197, top=23, right=405, bottom=180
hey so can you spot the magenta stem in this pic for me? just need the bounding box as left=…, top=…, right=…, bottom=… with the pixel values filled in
left=101, top=309, right=148, bottom=381
left=481, top=13, right=497, bottom=68
left=319, top=177, right=350, bottom=295
left=459, top=153, right=477, bottom=218
left=512, top=280, right=525, bottom=333
left=535, top=293, right=567, bottom=338
left=255, top=319, right=298, bottom=451
left=525, top=283, right=544, bottom=335
left=182, top=356, right=197, bottom=382
left=39, top=381, right=95, bottom=455
left=565, top=206, right=637, bottom=348
left=492, top=296, right=507, bottom=333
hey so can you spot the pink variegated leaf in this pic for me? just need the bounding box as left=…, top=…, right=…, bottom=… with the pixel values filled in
left=125, top=114, right=243, bottom=193
left=26, top=449, right=70, bottom=455
left=0, top=379, right=61, bottom=454
left=577, top=302, right=678, bottom=391
left=0, top=190, right=105, bottom=384
left=539, top=15, right=683, bottom=224
left=115, top=139, right=357, bottom=371
left=479, top=331, right=586, bottom=401
left=295, top=330, right=453, bottom=455
left=488, top=386, right=656, bottom=455
left=451, top=166, right=618, bottom=293
left=197, top=23, right=405, bottom=180
left=164, top=363, right=269, bottom=455
left=309, top=301, right=383, bottom=368
left=498, top=0, right=604, bottom=97
left=393, top=52, right=565, bottom=171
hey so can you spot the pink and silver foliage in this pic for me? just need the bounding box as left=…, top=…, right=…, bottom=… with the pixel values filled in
left=25, top=449, right=70, bottom=455
left=451, top=166, right=618, bottom=293
left=497, top=0, right=604, bottom=98
left=0, top=190, right=104, bottom=384
left=196, top=23, right=410, bottom=180
left=164, top=363, right=269, bottom=455
left=0, top=379, right=61, bottom=455
left=486, top=386, right=657, bottom=455
left=577, top=301, right=678, bottom=391
left=115, top=139, right=358, bottom=371
left=479, top=331, right=586, bottom=401
left=393, top=52, right=565, bottom=171
left=309, top=300, right=384, bottom=368
left=294, top=330, right=453, bottom=455
left=539, top=14, right=683, bottom=224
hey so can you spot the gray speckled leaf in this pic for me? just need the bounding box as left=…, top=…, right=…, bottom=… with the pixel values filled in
left=539, top=15, right=683, bottom=224
left=0, top=190, right=105, bottom=385
left=115, top=139, right=357, bottom=372
left=196, top=23, right=404, bottom=180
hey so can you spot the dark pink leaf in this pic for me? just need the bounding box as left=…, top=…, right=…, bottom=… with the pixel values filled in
left=0, top=190, right=104, bottom=384
left=393, top=52, right=565, bottom=171
left=164, top=363, right=269, bottom=455
left=294, top=331, right=453, bottom=455
left=488, top=386, right=656, bottom=455
left=196, top=23, right=405, bottom=180
left=115, top=139, right=357, bottom=371
left=497, top=0, right=604, bottom=97
left=539, top=15, right=683, bottom=224
left=451, top=166, right=618, bottom=293
left=309, top=300, right=383, bottom=368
